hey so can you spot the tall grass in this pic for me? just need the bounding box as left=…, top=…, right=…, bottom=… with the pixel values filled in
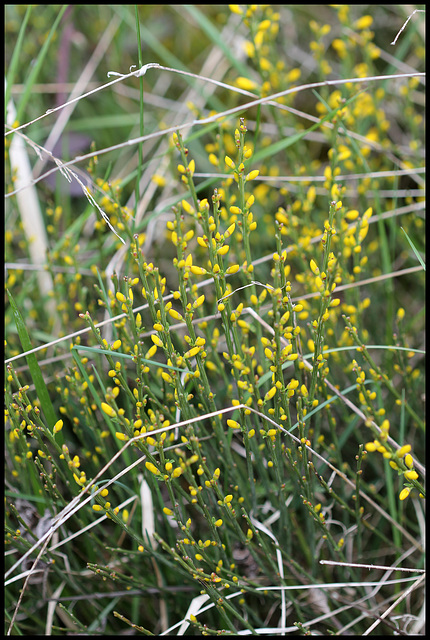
left=5, top=5, right=425, bottom=635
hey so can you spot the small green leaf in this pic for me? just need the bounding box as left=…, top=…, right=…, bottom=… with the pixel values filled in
left=401, top=227, right=425, bottom=271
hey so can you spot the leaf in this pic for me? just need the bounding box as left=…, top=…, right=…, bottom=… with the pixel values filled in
left=401, top=227, right=425, bottom=271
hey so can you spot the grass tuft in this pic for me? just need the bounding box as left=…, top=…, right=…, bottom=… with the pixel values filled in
left=5, top=5, right=425, bottom=636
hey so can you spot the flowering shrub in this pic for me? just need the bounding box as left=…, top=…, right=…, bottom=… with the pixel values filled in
left=5, top=5, right=424, bottom=635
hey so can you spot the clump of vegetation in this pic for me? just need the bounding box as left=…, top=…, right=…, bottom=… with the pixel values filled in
left=5, top=5, right=425, bottom=636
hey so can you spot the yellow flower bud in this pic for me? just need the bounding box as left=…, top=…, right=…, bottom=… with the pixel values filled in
left=399, top=487, right=411, bottom=501
left=310, top=259, right=319, bottom=275
left=168, top=308, right=184, bottom=322
left=404, top=470, right=418, bottom=480
left=101, top=403, right=116, bottom=417
left=229, top=205, right=241, bottom=215
left=236, top=77, right=257, bottom=90
left=145, top=461, right=160, bottom=476
left=193, top=294, right=205, bottom=308
left=246, top=169, right=259, bottom=181
left=397, top=444, right=412, bottom=458
left=265, top=386, right=277, bottom=401
left=190, top=265, right=207, bottom=275
left=225, top=156, right=236, bottom=170
left=151, top=335, right=164, bottom=348
left=185, top=346, right=200, bottom=359
left=53, top=419, right=63, bottom=433
left=404, top=454, right=413, bottom=469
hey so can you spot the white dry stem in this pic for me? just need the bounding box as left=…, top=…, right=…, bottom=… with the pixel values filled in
left=6, top=82, right=58, bottom=325
left=390, top=9, right=425, bottom=45
left=160, top=575, right=421, bottom=636
left=217, top=280, right=276, bottom=304
left=5, top=397, right=423, bottom=633
left=4, top=261, right=424, bottom=368
left=139, top=477, right=157, bottom=549
left=45, top=580, right=66, bottom=635
left=5, top=70, right=425, bottom=199
left=3, top=199, right=424, bottom=342
left=248, top=515, right=286, bottom=635
left=8, top=129, right=125, bottom=245
left=176, top=594, right=210, bottom=636
left=363, top=573, right=425, bottom=635
left=320, top=560, right=425, bottom=573
left=3, top=63, right=162, bottom=140
left=5, top=405, right=243, bottom=581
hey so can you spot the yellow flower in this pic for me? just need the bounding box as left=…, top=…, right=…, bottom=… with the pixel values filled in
left=235, top=77, right=257, bottom=91
left=152, top=174, right=166, bottom=187
left=151, top=335, right=164, bottom=348
left=185, top=346, right=200, bottom=359
left=168, top=308, right=184, bottom=322
left=397, top=444, right=412, bottom=458
left=265, top=386, right=277, bottom=401
left=225, top=156, right=236, bottom=170
left=399, top=487, right=411, bottom=501
left=53, top=419, right=63, bottom=433
left=229, top=4, right=243, bottom=15
left=190, top=265, right=207, bottom=275
left=310, top=259, right=319, bottom=275
left=404, top=470, right=419, bottom=481
left=101, top=403, right=116, bottom=418
left=246, top=169, right=260, bottom=181
left=354, top=15, right=373, bottom=30
left=145, top=461, right=160, bottom=476
left=404, top=454, right=413, bottom=469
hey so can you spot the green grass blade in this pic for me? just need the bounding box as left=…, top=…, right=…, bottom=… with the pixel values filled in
left=14, top=5, right=68, bottom=124
left=5, top=5, right=32, bottom=117
left=401, top=226, right=426, bottom=271
left=183, top=5, right=251, bottom=77
left=6, top=289, right=57, bottom=430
